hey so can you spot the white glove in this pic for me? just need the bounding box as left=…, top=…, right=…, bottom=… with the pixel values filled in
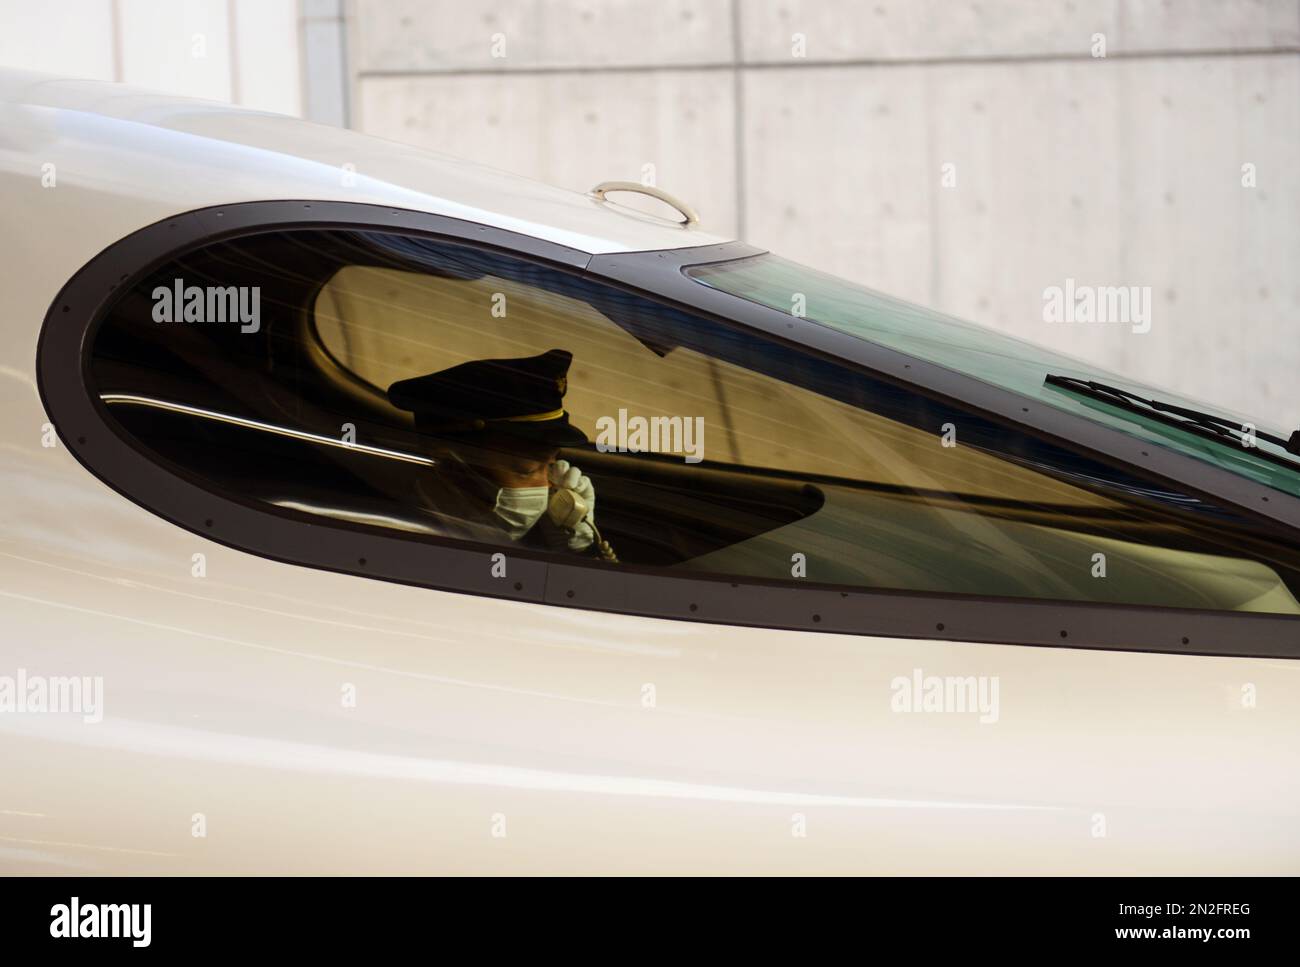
left=548, top=459, right=596, bottom=552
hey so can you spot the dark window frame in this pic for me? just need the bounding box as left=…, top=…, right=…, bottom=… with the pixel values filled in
left=37, top=200, right=1300, bottom=659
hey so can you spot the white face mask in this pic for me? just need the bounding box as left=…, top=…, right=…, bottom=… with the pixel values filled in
left=492, top=486, right=549, bottom=539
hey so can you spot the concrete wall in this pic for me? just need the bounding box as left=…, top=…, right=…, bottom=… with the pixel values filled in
left=0, top=0, right=302, bottom=115
left=351, top=0, right=1300, bottom=429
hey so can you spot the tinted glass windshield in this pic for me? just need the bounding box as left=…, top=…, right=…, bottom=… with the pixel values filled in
left=688, top=254, right=1300, bottom=499
left=84, top=229, right=1300, bottom=614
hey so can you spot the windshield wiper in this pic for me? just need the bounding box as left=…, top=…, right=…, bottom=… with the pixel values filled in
left=1044, top=374, right=1300, bottom=471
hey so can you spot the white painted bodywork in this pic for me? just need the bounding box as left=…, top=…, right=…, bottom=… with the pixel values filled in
left=0, top=70, right=730, bottom=257
left=1, top=72, right=1297, bottom=875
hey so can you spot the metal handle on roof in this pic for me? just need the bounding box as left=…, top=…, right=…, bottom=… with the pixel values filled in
left=590, top=181, right=700, bottom=226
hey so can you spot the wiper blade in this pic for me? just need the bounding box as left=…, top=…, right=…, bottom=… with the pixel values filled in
left=1044, top=374, right=1300, bottom=470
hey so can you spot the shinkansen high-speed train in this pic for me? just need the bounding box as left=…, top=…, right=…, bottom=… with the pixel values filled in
left=2, top=69, right=1298, bottom=875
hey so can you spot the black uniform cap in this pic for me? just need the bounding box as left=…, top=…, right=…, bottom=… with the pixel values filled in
left=388, top=348, right=588, bottom=447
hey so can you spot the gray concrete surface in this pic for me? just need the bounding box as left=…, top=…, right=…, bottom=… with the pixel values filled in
left=352, top=0, right=1300, bottom=428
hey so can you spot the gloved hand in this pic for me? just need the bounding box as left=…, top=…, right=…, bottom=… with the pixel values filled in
left=548, top=459, right=595, bottom=552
